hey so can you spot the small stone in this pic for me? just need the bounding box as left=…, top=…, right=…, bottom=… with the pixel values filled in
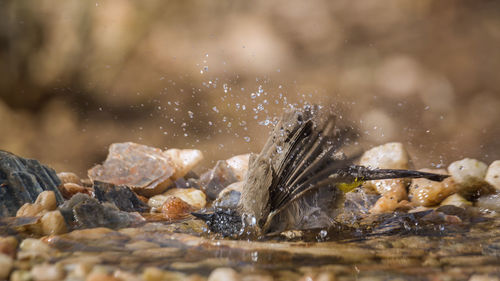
left=35, top=191, right=57, bottom=211
left=0, top=253, right=14, bottom=280
left=360, top=142, right=410, bottom=195
left=476, top=193, right=500, bottom=212
left=468, top=274, right=500, bottom=281
left=208, top=268, right=240, bottom=281
left=226, top=154, right=251, bottom=181
left=113, top=270, right=142, bottom=281
left=86, top=272, right=122, bottom=281
left=16, top=191, right=58, bottom=217
left=143, top=267, right=186, bottom=281
left=164, top=148, right=204, bottom=180
left=16, top=202, right=46, bottom=217
left=485, top=160, right=500, bottom=190
left=0, top=236, right=18, bottom=258
left=200, top=160, right=239, bottom=200
left=31, top=263, right=65, bottom=281
left=19, top=238, right=53, bottom=253
left=149, top=188, right=206, bottom=211
left=214, top=181, right=244, bottom=209
left=369, top=194, right=399, bottom=214
left=57, top=172, right=81, bottom=185
left=93, top=181, right=150, bottom=212
left=160, top=196, right=194, bottom=219
left=59, top=183, right=92, bottom=199
left=360, top=142, right=409, bottom=169
left=9, top=270, right=32, bottom=281
left=448, top=158, right=493, bottom=199
left=40, top=210, right=68, bottom=235
left=125, top=240, right=159, bottom=251
left=409, top=169, right=457, bottom=206
left=440, top=193, right=472, bottom=208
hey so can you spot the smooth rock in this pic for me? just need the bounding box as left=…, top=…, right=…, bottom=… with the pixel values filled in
left=113, top=270, right=142, bottom=281
left=93, top=181, right=150, bottom=212
left=40, top=210, right=68, bottom=235
left=0, top=253, right=13, bottom=280
left=35, top=191, right=58, bottom=211
left=476, top=193, right=500, bottom=212
left=86, top=272, right=122, bottom=281
left=152, top=188, right=206, bottom=209
left=160, top=196, right=194, bottom=220
left=10, top=270, right=32, bottom=281
left=409, top=169, right=457, bottom=206
left=485, top=160, right=500, bottom=190
left=31, top=263, right=65, bottom=281
left=0, top=236, right=18, bottom=258
left=208, top=268, right=240, bottom=281
left=88, top=142, right=176, bottom=197
left=440, top=193, right=472, bottom=208
left=468, top=274, right=500, bottom=281
left=360, top=142, right=410, bottom=194
left=199, top=160, right=239, bottom=200
left=360, top=142, right=409, bottom=169
left=226, top=154, right=250, bottom=181
left=59, top=183, right=92, bottom=199
left=214, top=181, right=244, bottom=209
left=164, top=148, right=204, bottom=180
left=369, top=194, right=399, bottom=214
left=448, top=158, right=493, bottom=199
left=142, top=267, right=186, bottom=281
left=57, top=172, right=81, bottom=185
left=16, top=202, right=45, bottom=217
left=19, top=238, right=53, bottom=253
left=0, top=150, right=63, bottom=217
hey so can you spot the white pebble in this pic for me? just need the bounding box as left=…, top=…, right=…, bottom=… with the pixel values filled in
left=448, top=158, right=488, bottom=185
left=226, top=154, right=251, bottom=181
left=0, top=253, right=13, bottom=280
left=485, top=160, right=500, bottom=190
left=360, top=142, right=409, bottom=169
left=208, top=268, right=240, bottom=281
left=40, top=210, right=68, bottom=235
left=31, top=263, right=65, bottom=281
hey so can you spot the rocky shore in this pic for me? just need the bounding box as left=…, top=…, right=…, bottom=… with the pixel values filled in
left=1, top=141, right=500, bottom=281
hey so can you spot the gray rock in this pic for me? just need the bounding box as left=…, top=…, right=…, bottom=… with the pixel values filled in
left=0, top=150, right=63, bottom=217
left=199, top=160, right=238, bottom=200
left=93, top=181, right=149, bottom=212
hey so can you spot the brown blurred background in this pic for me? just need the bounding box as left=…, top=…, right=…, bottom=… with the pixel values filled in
left=1, top=0, right=499, bottom=177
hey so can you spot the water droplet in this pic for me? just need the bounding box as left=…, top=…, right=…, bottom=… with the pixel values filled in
left=212, top=106, right=219, bottom=113
left=244, top=136, right=251, bottom=142
left=188, top=111, right=194, bottom=118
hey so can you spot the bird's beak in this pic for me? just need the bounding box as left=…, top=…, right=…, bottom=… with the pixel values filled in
left=191, top=211, right=213, bottom=222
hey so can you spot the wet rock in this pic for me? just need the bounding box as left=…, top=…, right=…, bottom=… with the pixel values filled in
left=409, top=169, right=457, bottom=206
left=16, top=190, right=58, bottom=217
left=88, top=142, right=176, bottom=197
left=59, top=193, right=144, bottom=230
left=17, top=238, right=54, bottom=262
left=57, top=172, right=81, bottom=185
left=337, top=187, right=379, bottom=221
left=59, top=182, right=92, bottom=199
left=369, top=194, right=399, bottom=214
left=0, top=253, right=13, bottom=280
left=93, top=181, right=150, bottom=212
left=31, top=263, right=65, bottom=281
left=0, top=150, right=63, bottom=217
left=468, top=274, right=500, bottom=281
left=226, top=154, right=251, bottom=181
left=164, top=148, right=204, bottom=180
left=160, top=196, right=194, bottom=220
left=476, top=193, right=500, bottom=212
left=86, top=272, right=122, bottom=281
left=360, top=142, right=410, bottom=170
left=40, top=210, right=68, bottom=235
left=10, top=270, right=32, bottom=281
left=440, top=193, right=472, bottom=208
left=143, top=267, right=187, bottom=281
left=485, top=160, right=500, bottom=190
left=0, top=236, right=18, bottom=258
left=448, top=158, right=494, bottom=199
left=149, top=188, right=206, bottom=210
left=208, top=268, right=240, bottom=281
left=200, top=160, right=239, bottom=200
left=214, top=181, right=244, bottom=209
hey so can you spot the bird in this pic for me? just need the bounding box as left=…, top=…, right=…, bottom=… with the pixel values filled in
left=193, top=105, right=448, bottom=238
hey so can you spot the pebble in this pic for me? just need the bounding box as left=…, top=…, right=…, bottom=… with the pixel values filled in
left=142, top=267, right=187, bottom=281
left=360, top=142, right=409, bottom=170
left=113, top=270, right=142, bottom=281
left=0, top=253, right=14, bottom=280
left=485, top=160, right=500, bottom=190
left=160, top=196, right=194, bottom=219
left=16, top=191, right=58, bottom=217
left=226, top=154, right=250, bottom=181
left=10, top=270, right=32, bottom=281
left=369, top=194, right=398, bottom=214
left=57, top=172, right=81, bottom=185
left=31, top=263, right=65, bottom=281
left=208, top=268, right=240, bottom=281
left=86, top=272, right=122, bottom=281
left=40, top=210, right=68, bottom=235
left=409, top=169, right=457, bottom=206
left=0, top=236, right=18, bottom=258
left=164, top=149, right=204, bottom=180
left=476, top=193, right=500, bottom=212
left=125, top=240, right=160, bottom=251
left=448, top=158, right=493, bottom=198
left=469, top=275, right=500, bottom=281
left=150, top=188, right=206, bottom=210
left=214, top=181, right=244, bottom=209
left=59, top=182, right=92, bottom=199
left=19, top=238, right=53, bottom=253
left=440, top=193, right=472, bottom=208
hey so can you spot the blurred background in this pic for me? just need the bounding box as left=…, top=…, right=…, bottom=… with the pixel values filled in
left=0, top=0, right=499, bottom=177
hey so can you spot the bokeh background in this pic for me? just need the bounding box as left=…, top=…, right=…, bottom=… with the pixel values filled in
left=1, top=0, right=499, bottom=176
